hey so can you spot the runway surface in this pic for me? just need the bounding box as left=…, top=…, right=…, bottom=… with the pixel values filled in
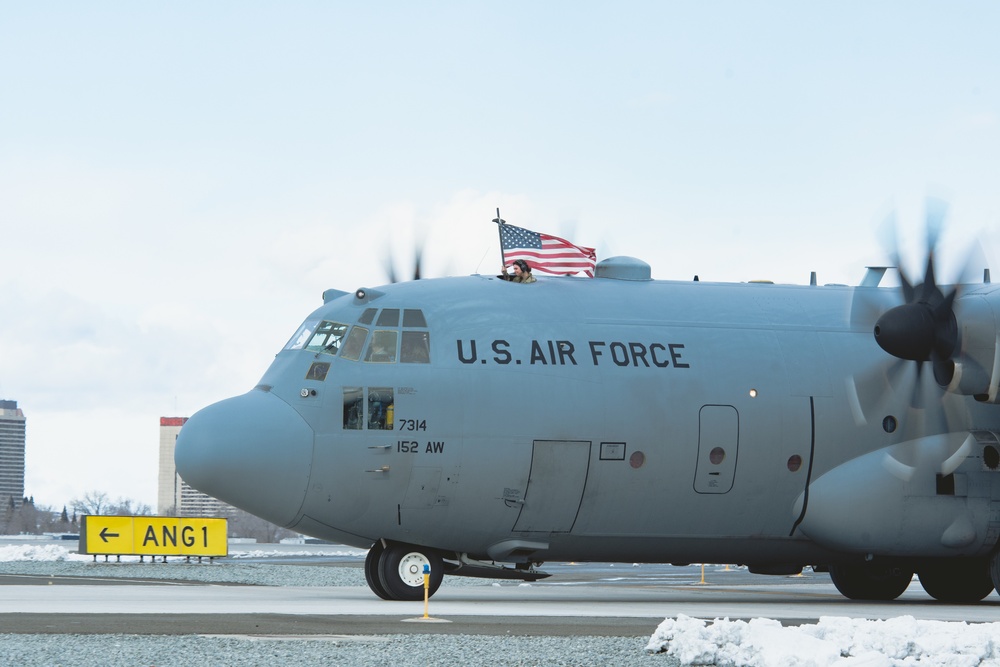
left=2, top=558, right=997, bottom=637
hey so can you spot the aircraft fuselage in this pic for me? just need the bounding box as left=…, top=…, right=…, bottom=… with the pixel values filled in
left=175, top=264, right=1000, bottom=600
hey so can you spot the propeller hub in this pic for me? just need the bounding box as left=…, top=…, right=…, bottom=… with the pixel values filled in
left=874, top=298, right=958, bottom=387
left=874, top=303, right=937, bottom=361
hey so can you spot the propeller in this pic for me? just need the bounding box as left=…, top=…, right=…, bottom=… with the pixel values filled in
left=383, top=242, right=425, bottom=283
left=873, top=199, right=958, bottom=387
left=847, top=198, right=985, bottom=432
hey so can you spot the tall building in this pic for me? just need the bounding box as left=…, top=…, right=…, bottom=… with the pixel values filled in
left=0, top=400, right=26, bottom=509
left=158, top=416, right=232, bottom=517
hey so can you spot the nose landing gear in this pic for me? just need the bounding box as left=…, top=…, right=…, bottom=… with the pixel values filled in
left=365, top=540, right=444, bottom=601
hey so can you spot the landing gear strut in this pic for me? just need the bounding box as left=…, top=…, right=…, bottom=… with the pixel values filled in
left=364, top=541, right=444, bottom=601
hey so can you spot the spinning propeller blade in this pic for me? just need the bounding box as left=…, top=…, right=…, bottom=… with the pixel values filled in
left=384, top=240, right=426, bottom=283
left=849, top=198, right=985, bottom=431
left=873, top=198, right=958, bottom=388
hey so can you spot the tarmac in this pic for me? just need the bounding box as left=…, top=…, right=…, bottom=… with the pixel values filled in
left=3, top=562, right=998, bottom=637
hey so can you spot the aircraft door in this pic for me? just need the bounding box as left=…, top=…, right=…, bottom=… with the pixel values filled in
left=694, top=405, right=739, bottom=494
left=513, top=440, right=591, bottom=533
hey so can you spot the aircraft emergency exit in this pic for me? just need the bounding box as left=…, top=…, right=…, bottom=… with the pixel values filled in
left=175, top=206, right=1000, bottom=603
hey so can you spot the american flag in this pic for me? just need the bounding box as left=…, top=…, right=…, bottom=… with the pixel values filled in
left=499, top=223, right=597, bottom=277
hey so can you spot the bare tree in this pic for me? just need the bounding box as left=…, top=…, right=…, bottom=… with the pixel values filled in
left=69, top=491, right=152, bottom=517
left=70, top=490, right=111, bottom=516
left=111, top=497, right=152, bottom=516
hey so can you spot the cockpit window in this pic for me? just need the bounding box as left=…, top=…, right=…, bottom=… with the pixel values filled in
left=364, top=330, right=398, bottom=363
left=303, top=321, right=349, bottom=355
left=402, top=309, right=427, bottom=327
left=376, top=308, right=400, bottom=327
left=400, top=331, right=430, bottom=363
left=283, top=319, right=320, bottom=351
left=290, top=308, right=429, bottom=362
left=339, top=326, right=369, bottom=361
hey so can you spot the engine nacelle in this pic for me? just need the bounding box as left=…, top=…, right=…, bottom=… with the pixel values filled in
left=794, top=431, right=1000, bottom=557
left=947, top=288, right=1000, bottom=402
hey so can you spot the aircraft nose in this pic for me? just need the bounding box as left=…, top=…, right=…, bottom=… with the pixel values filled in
left=175, top=390, right=313, bottom=527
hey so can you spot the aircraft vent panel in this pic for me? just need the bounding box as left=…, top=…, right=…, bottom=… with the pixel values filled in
left=594, top=256, right=651, bottom=281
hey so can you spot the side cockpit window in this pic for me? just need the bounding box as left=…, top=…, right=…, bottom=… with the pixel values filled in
left=400, top=331, right=429, bottom=363
left=340, top=326, right=369, bottom=361
left=364, top=330, right=398, bottom=363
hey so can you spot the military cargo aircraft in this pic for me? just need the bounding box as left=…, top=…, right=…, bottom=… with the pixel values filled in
left=175, top=208, right=1000, bottom=603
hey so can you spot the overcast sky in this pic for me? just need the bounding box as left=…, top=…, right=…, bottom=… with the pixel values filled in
left=2, top=3, right=1000, bottom=510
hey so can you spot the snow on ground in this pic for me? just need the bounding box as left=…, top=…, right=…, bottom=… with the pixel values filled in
left=228, top=548, right=367, bottom=559
left=0, top=542, right=365, bottom=563
left=0, top=543, right=90, bottom=562
left=647, top=614, right=1000, bottom=666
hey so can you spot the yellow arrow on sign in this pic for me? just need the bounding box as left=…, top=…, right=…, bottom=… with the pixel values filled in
left=81, top=516, right=133, bottom=555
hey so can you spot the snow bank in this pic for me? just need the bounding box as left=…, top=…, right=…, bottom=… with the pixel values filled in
left=647, top=614, right=1000, bottom=666
left=0, top=544, right=89, bottom=562
left=0, top=543, right=366, bottom=562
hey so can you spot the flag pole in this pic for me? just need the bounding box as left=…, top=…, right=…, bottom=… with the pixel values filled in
left=493, top=208, right=507, bottom=270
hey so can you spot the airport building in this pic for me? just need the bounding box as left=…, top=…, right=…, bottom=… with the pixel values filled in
left=158, top=416, right=233, bottom=517
left=0, top=400, right=26, bottom=509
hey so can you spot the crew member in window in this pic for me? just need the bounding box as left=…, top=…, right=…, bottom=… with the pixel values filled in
left=499, top=259, right=536, bottom=284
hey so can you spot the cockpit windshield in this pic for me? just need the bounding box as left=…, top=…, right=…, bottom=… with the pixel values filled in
left=304, top=321, right=349, bottom=355
left=283, top=319, right=349, bottom=355
left=284, top=319, right=320, bottom=351
left=284, top=308, right=430, bottom=363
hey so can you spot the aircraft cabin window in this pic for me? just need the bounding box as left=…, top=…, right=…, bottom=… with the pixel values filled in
left=340, top=326, right=369, bottom=361
left=303, top=321, right=349, bottom=355
left=343, top=387, right=363, bottom=429
left=400, top=331, right=430, bottom=363
left=368, top=387, right=394, bottom=430
left=376, top=308, right=400, bottom=327
left=358, top=308, right=377, bottom=325
left=402, top=309, right=427, bottom=327
left=364, top=330, right=398, bottom=363
left=283, top=319, right=320, bottom=351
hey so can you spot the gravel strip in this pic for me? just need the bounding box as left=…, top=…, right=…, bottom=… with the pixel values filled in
left=0, top=634, right=676, bottom=667
left=0, top=560, right=670, bottom=665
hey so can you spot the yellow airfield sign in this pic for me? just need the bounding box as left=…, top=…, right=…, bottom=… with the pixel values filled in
left=80, top=516, right=228, bottom=557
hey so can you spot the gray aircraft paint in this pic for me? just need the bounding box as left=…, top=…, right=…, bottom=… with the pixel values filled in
left=175, top=257, right=1000, bottom=600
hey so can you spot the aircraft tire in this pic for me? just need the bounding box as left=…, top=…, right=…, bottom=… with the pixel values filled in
left=918, top=558, right=994, bottom=603
left=829, top=562, right=912, bottom=601
left=377, top=542, right=443, bottom=601
left=987, top=549, right=1000, bottom=596
left=364, top=542, right=393, bottom=600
